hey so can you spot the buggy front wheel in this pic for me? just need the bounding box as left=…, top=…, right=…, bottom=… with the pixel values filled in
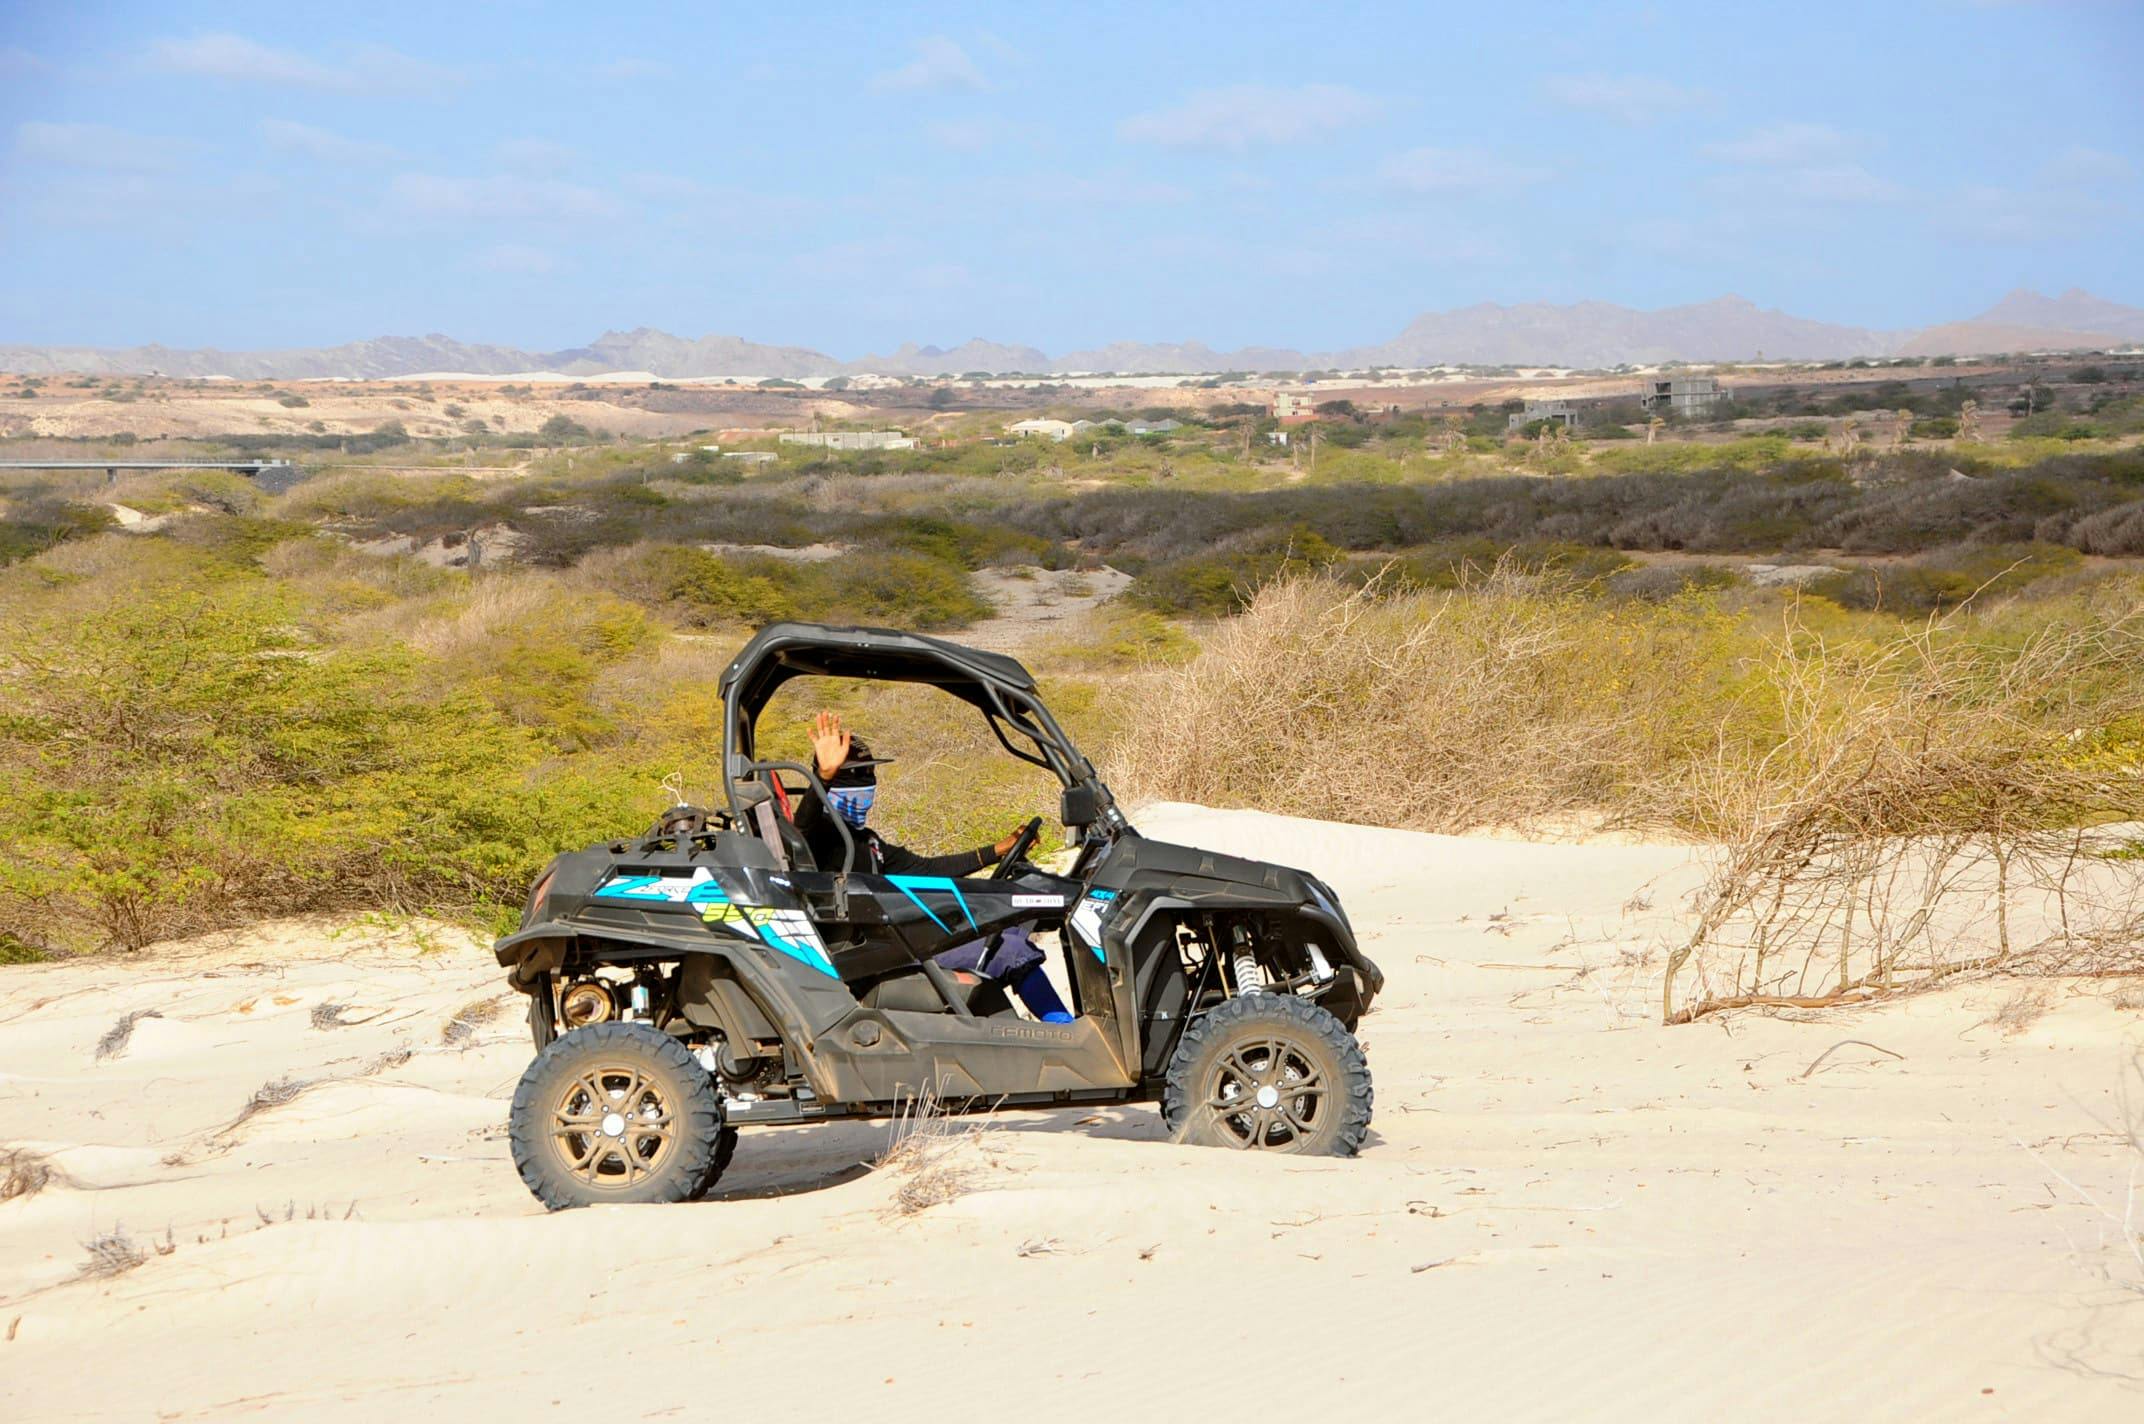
left=1162, top=995, right=1372, bottom=1155
left=509, top=1022, right=726, bottom=1210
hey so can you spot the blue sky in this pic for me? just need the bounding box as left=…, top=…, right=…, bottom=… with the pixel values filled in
left=1, top=1, right=2138, bottom=355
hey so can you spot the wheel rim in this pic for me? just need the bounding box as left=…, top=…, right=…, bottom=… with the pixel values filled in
left=551, top=1063, right=676, bottom=1188
left=1201, top=1034, right=1327, bottom=1150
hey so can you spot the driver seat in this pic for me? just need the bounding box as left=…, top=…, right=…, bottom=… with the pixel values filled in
left=737, top=778, right=816, bottom=871
left=859, top=968, right=1012, bottom=1018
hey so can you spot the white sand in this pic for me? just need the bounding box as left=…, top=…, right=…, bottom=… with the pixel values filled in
left=3, top=806, right=2139, bottom=1420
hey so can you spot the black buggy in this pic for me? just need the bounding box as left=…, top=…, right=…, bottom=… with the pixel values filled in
left=497, top=622, right=1382, bottom=1209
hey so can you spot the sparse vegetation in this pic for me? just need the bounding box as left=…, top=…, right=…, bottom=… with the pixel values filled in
left=2, top=1148, right=55, bottom=1201
left=3, top=376, right=2142, bottom=971
left=78, top=1228, right=150, bottom=1278
left=95, top=1010, right=162, bottom=1061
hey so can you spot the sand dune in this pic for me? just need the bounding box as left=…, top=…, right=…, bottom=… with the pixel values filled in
left=3, top=806, right=2139, bottom=1420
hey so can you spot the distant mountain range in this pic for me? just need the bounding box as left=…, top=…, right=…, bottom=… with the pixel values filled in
left=5, top=289, right=2139, bottom=380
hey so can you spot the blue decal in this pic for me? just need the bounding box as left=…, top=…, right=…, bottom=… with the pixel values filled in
left=686, top=880, right=730, bottom=906
left=756, top=919, right=837, bottom=977
left=594, top=875, right=664, bottom=901
left=1088, top=889, right=1116, bottom=901
left=886, top=875, right=978, bottom=932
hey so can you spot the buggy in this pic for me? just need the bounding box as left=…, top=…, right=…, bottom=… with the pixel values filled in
left=497, top=622, right=1382, bottom=1209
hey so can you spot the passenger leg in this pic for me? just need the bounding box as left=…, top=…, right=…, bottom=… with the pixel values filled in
left=934, top=925, right=1072, bottom=1023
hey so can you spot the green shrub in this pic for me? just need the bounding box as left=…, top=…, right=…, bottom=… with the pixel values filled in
left=602, top=544, right=989, bottom=630
left=1811, top=542, right=2084, bottom=612
left=804, top=550, right=993, bottom=629
left=628, top=545, right=798, bottom=626
left=1130, top=527, right=1342, bottom=615
left=0, top=584, right=595, bottom=950
left=0, top=502, right=116, bottom=566
left=0, top=933, right=47, bottom=965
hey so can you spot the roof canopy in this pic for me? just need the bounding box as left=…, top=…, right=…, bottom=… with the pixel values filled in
left=720, top=622, right=1037, bottom=730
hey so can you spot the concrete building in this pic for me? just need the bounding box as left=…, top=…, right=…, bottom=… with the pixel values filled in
left=1007, top=418, right=1077, bottom=441
left=777, top=430, right=918, bottom=450
left=1272, top=391, right=1315, bottom=423
left=1640, top=376, right=1725, bottom=418
left=1506, top=398, right=1580, bottom=431
left=721, top=451, right=778, bottom=465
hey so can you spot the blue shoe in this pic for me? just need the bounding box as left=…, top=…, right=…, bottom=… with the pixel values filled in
left=1012, top=965, right=1073, bottom=1023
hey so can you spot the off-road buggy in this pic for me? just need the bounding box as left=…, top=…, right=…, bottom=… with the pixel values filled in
left=497, top=622, right=1382, bottom=1209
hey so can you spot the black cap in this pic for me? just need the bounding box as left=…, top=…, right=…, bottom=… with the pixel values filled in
left=826, top=735, right=894, bottom=787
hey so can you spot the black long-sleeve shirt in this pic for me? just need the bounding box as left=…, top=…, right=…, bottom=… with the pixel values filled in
left=792, top=791, right=1002, bottom=878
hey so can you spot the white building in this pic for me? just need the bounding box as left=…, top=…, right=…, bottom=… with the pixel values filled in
left=777, top=430, right=918, bottom=450
left=1007, top=418, right=1077, bottom=441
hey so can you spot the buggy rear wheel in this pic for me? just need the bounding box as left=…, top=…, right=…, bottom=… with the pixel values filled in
left=689, top=1125, right=741, bottom=1201
left=1162, top=994, right=1371, bottom=1155
left=509, top=1022, right=725, bottom=1210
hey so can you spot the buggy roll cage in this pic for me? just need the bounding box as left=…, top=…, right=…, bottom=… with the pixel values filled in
left=714, top=621, right=1125, bottom=847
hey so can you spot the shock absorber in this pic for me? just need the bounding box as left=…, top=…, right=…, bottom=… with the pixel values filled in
left=1229, top=923, right=1265, bottom=994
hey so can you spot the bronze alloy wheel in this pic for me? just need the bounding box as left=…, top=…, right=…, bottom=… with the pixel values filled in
left=551, top=1063, right=678, bottom=1187
left=509, top=1021, right=728, bottom=1209
left=1162, top=993, right=1372, bottom=1155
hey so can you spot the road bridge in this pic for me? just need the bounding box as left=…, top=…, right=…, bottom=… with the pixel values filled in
left=0, top=458, right=304, bottom=491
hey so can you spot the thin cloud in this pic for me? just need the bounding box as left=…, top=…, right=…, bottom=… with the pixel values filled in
left=259, top=118, right=402, bottom=166
left=388, top=173, right=617, bottom=223
left=622, top=171, right=705, bottom=201
left=1940, top=153, right=2134, bottom=243
left=595, top=58, right=673, bottom=82
left=1703, top=122, right=1852, bottom=166
left=1708, top=162, right=1907, bottom=207
left=1941, top=183, right=2113, bottom=243
left=476, top=243, right=561, bottom=275
left=871, top=37, right=987, bottom=94
left=2, top=45, right=51, bottom=76
left=1012, top=174, right=1192, bottom=206
left=1376, top=146, right=1549, bottom=194
left=1118, top=84, right=1380, bottom=151
left=13, top=120, right=185, bottom=172
left=926, top=120, right=993, bottom=153
left=1540, top=74, right=1707, bottom=125
left=147, top=33, right=462, bottom=95
left=2043, top=146, right=2134, bottom=187
left=495, top=139, right=580, bottom=176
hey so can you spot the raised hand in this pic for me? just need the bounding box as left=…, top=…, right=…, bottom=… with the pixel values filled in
left=810, top=710, right=851, bottom=780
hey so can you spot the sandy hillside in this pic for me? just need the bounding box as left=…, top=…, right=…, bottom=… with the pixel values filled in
left=3, top=806, right=2140, bottom=1421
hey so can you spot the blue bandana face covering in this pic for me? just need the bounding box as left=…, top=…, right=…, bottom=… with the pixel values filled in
left=828, top=787, right=875, bottom=827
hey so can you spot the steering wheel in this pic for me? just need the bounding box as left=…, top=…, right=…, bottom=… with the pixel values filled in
left=991, top=816, right=1045, bottom=879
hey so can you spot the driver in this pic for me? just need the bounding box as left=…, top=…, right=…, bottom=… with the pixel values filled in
left=796, top=711, right=1073, bottom=1025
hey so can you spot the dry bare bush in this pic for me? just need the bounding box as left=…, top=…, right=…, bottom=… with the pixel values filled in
left=2, top=1148, right=56, bottom=1201
left=1662, top=595, right=2144, bottom=1023
left=1991, top=987, right=2054, bottom=1037
left=878, top=1079, right=990, bottom=1216
left=94, top=1009, right=160, bottom=1061
left=78, top=1228, right=148, bottom=1279
left=1114, top=572, right=2142, bottom=1025
left=1108, top=572, right=1722, bottom=834
left=441, top=996, right=503, bottom=1045
left=216, top=1075, right=314, bottom=1141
